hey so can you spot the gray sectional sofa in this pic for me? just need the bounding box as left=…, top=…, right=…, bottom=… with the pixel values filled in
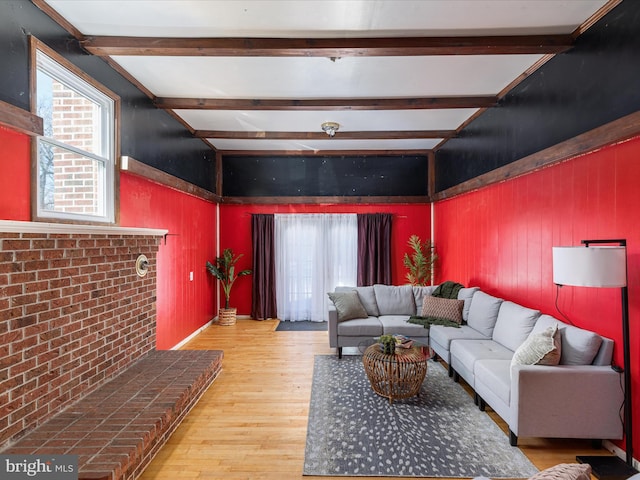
left=328, top=284, right=624, bottom=446
left=328, top=284, right=478, bottom=358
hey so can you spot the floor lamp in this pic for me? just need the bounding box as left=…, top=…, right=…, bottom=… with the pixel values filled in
left=553, top=239, right=637, bottom=479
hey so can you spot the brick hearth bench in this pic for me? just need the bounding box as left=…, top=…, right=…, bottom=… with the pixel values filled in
left=2, top=349, right=223, bottom=480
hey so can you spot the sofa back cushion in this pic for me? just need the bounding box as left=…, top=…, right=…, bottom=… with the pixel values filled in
left=373, top=284, right=416, bottom=316
left=492, top=301, right=541, bottom=352
left=412, top=285, right=438, bottom=314
left=466, top=291, right=503, bottom=337
left=457, top=287, right=479, bottom=321
left=532, top=314, right=605, bottom=365
left=335, top=286, right=379, bottom=317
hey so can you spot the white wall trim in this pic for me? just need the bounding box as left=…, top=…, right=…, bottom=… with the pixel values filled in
left=170, top=318, right=215, bottom=350
left=0, top=220, right=167, bottom=236
left=602, top=440, right=640, bottom=471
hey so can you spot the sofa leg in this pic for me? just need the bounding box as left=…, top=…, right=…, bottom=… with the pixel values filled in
left=509, top=431, right=518, bottom=446
left=338, top=347, right=342, bottom=359
left=591, top=439, right=603, bottom=449
left=452, top=370, right=459, bottom=383
left=448, top=364, right=454, bottom=377
left=473, top=392, right=479, bottom=405
left=478, top=397, right=486, bottom=411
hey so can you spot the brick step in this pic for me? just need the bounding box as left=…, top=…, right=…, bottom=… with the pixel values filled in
left=2, top=350, right=223, bottom=480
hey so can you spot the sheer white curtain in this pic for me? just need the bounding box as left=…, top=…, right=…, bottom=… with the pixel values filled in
left=275, top=214, right=357, bottom=322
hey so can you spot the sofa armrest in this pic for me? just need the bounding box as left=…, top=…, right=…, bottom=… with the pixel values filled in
left=511, top=365, right=624, bottom=440
left=328, top=304, right=339, bottom=347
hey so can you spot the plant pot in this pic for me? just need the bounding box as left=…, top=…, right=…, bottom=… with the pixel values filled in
left=218, top=307, right=237, bottom=326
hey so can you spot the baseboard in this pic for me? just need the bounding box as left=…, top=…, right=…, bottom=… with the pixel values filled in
left=170, top=319, right=215, bottom=350
left=601, top=440, right=640, bottom=471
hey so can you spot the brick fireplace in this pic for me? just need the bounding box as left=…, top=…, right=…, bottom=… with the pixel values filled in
left=0, top=221, right=166, bottom=448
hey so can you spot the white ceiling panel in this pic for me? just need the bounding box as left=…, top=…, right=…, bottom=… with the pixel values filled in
left=176, top=109, right=479, bottom=132
left=114, top=55, right=544, bottom=98
left=47, top=1, right=606, bottom=37
left=209, top=138, right=443, bottom=152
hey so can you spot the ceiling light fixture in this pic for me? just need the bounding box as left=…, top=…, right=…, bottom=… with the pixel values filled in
left=321, top=121, right=340, bottom=137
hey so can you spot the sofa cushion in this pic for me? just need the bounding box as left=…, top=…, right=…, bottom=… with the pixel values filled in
left=450, top=339, right=514, bottom=375
left=379, top=315, right=429, bottom=338
left=474, top=359, right=512, bottom=406
left=511, top=324, right=561, bottom=368
left=412, top=285, right=438, bottom=314
left=457, top=287, right=479, bottom=321
left=532, top=315, right=603, bottom=365
left=429, top=325, right=489, bottom=351
left=492, top=301, right=541, bottom=352
left=528, top=463, right=591, bottom=480
left=467, top=291, right=503, bottom=337
left=355, top=286, right=380, bottom=317
left=373, top=284, right=415, bottom=316
left=327, top=291, right=368, bottom=322
left=421, top=296, right=464, bottom=324
left=336, top=317, right=383, bottom=337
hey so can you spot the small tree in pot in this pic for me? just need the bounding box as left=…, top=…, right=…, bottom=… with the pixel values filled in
left=403, top=234, right=437, bottom=286
left=206, top=248, right=252, bottom=325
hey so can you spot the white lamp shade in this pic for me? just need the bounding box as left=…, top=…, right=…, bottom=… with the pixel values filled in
left=552, top=246, right=627, bottom=287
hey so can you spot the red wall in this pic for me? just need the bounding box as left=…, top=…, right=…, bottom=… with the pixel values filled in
left=219, top=203, right=432, bottom=316
left=120, top=173, right=217, bottom=349
left=0, top=126, right=31, bottom=221
left=434, top=135, right=640, bottom=456
left=0, top=124, right=218, bottom=350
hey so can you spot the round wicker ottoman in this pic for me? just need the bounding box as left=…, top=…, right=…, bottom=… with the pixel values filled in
left=362, top=343, right=428, bottom=404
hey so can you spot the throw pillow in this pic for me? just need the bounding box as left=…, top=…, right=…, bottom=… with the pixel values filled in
left=327, top=291, right=368, bottom=322
left=421, top=296, right=464, bottom=324
left=511, top=324, right=561, bottom=368
left=528, top=463, right=591, bottom=480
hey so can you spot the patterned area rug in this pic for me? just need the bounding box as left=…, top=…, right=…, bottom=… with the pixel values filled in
left=304, top=355, right=538, bottom=478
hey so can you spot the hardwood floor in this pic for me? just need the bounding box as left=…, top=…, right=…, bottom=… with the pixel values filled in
left=139, top=319, right=603, bottom=480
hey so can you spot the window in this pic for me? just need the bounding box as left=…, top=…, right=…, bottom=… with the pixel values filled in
left=33, top=40, right=118, bottom=223
left=274, top=214, right=357, bottom=321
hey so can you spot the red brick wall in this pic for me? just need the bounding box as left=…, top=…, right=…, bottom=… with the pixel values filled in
left=0, top=231, right=161, bottom=447
left=43, top=78, right=104, bottom=216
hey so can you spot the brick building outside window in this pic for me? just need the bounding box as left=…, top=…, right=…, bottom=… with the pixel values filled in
left=33, top=40, right=118, bottom=224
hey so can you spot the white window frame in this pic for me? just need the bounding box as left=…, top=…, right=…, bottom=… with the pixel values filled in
left=31, top=38, right=119, bottom=224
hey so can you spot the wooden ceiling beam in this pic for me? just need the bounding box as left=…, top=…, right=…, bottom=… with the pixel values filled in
left=81, top=35, right=573, bottom=57
left=221, top=149, right=430, bottom=157
left=194, top=130, right=455, bottom=140
left=155, top=96, right=497, bottom=111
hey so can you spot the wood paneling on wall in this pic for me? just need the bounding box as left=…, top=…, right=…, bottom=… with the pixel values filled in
left=119, top=172, right=217, bottom=350
left=0, top=127, right=31, bottom=221
left=433, top=134, right=640, bottom=455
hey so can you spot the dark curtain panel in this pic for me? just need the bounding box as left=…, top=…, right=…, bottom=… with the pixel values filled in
left=251, top=214, right=277, bottom=320
left=357, top=213, right=392, bottom=286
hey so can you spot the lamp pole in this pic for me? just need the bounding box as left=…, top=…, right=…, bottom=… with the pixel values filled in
left=575, top=239, right=636, bottom=478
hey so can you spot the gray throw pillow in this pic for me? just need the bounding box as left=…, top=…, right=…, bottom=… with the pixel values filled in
left=327, top=291, right=368, bottom=322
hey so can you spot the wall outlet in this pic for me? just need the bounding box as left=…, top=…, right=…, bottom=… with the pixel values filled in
left=189, top=271, right=193, bottom=281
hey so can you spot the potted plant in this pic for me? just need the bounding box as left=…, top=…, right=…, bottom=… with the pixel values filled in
left=206, top=248, right=252, bottom=326
left=403, top=234, right=437, bottom=286
left=378, top=334, right=396, bottom=354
